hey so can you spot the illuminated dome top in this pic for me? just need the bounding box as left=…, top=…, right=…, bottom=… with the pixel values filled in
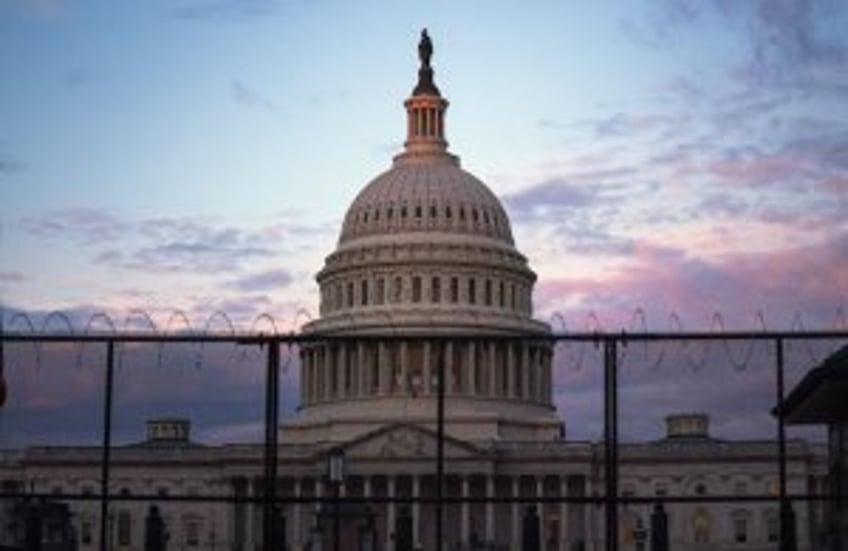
left=339, top=161, right=514, bottom=245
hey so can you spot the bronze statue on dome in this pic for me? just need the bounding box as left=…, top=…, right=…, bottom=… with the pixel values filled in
left=419, top=28, right=433, bottom=68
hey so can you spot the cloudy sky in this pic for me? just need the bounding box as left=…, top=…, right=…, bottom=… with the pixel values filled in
left=1, top=0, right=846, bottom=445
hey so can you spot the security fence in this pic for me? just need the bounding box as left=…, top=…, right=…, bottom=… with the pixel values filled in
left=0, top=324, right=846, bottom=551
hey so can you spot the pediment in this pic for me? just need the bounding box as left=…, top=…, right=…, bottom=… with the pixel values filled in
left=340, top=423, right=480, bottom=459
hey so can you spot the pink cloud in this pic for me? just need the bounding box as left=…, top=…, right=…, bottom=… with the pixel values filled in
left=536, top=234, right=847, bottom=329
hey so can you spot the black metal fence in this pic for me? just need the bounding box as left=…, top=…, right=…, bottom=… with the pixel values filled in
left=1, top=328, right=846, bottom=551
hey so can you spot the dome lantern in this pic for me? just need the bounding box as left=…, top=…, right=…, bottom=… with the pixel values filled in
left=399, top=28, right=452, bottom=163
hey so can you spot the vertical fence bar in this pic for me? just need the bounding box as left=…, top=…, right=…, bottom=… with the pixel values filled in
left=436, top=338, right=446, bottom=551
left=603, top=339, right=619, bottom=551
left=263, top=339, right=280, bottom=550
left=775, top=337, right=797, bottom=551
left=99, top=339, right=115, bottom=551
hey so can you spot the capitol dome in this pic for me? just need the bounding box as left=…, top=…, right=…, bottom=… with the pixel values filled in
left=286, top=30, right=561, bottom=444
left=338, top=147, right=515, bottom=246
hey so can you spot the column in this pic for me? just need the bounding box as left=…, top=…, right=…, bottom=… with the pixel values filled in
left=522, top=344, right=530, bottom=401
left=423, top=341, right=432, bottom=396
left=386, top=476, right=396, bottom=551
left=511, top=476, right=521, bottom=550
left=324, top=344, right=332, bottom=401
left=485, top=476, right=495, bottom=545
left=461, top=476, right=470, bottom=545
left=468, top=341, right=477, bottom=395
left=559, top=477, right=568, bottom=551
left=400, top=341, right=408, bottom=395
left=357, top=342, right=367, bottom=397
left=413, top=475, right=422, bottom=549
left=507, top=344, right=516, bottom=398
left=488, top=341, right=497, bottom=397
left=339, top=344, right=348, bottom=398
left=379, top=342, right=390, bottom=395
left=293, top=478, right=302, bottom=551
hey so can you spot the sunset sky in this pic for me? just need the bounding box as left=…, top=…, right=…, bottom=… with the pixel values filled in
left=1, top=0, right=846, bottom=444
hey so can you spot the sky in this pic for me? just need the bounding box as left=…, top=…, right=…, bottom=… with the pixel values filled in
left=0, top=0, right=847, bottom=445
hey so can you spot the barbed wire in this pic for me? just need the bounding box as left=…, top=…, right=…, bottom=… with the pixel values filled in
left=0, top=306, right=846, bottom=374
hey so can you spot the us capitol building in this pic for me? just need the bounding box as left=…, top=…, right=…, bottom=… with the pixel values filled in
left=0, top=32, right=828, bottom=551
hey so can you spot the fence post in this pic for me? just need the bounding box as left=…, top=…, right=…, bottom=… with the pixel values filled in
left=522, top=505, right=541, bottom=551
left=263, top=339, right=280, bottom=550
left=99, top=339, right=115, bottom=551
left=603, top=339, right=619, bottom=551
left=649, top=503, right=668, bottom=551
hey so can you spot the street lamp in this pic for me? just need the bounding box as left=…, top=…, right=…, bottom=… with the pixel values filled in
left=327, top=446, right=346, bottom=551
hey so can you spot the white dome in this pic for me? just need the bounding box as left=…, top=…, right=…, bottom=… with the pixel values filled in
left=339, top=155, right=514, bottom=245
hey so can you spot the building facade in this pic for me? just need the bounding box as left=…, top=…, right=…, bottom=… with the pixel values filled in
left=0, top=32, right=828, bottom=551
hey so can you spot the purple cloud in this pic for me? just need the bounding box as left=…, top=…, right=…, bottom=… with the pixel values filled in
left=226, top=268, right=293, bottom=292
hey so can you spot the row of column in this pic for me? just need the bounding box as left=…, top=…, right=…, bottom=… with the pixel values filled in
left=300, top=339, right=553, bottom=406
left=408, top=105, right=445, bottom=139
left=235, top=473, right=587, bottom=550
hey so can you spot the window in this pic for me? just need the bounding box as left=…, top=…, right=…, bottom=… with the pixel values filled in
left=732, top=512, right=749, bottom=543
left=401, top=205, right=407, bottom=218
left=430, top=205, right=437, bottom=218
left=347, top=282, right=354, bottom=308
left=499, top=281, right=505, bottom=308
left=415, top=205, right=422, bottom=218
left=654, top=484, right=667, bottom=497
left=412, top=276, right=422, bottom=303
left=360, top=279, right=368, bottom=306
left=695, top=483, right=706, bottom=496
left=734, top=481, right=747, bottom=495
left=445, top=205, right=452, bottom=219
left=335, top=284, right=342, bottom=310
left=117, top=511, right=132, bottom=546
left=765, top=509, right=779, bottom=542
left=81, top=520, right=93, bottom=545
left=484, top=279, right=492, bottom=306
left=510, top=284, right=516, bottom=309
left=468, top=278, right=476, bottom=304
left=450, top=277, right=459, bottom=303
left=432, top=276, right=441, bottom=303
left=376, top=278, right=385, bottom=305
left=185, top=519, right=200, bottom=547
left=393, top=276, right=403, bottom=302
left=691, top=508, right=710, bottom=543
